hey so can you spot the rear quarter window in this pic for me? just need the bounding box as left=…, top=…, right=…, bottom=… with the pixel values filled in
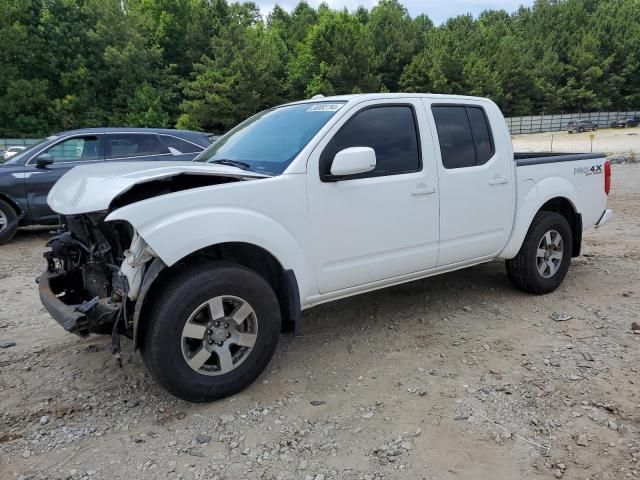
left=160, top=135, right=204, bottom=154
left=432, top=105, right=495, bottom=169
left=105, top=133, right=168, bottom=159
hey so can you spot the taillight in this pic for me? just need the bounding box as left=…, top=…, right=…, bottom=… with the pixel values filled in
left=604, top=160, right=611, bottom=196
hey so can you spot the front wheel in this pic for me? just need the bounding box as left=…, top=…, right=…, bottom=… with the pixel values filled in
left=506, top=211, right=573, bottom=294
left=141, top=261, right=281, bottom=402
left=593, top=125, right=598, bottom=131
left=0, top=199, right=18, bottom=245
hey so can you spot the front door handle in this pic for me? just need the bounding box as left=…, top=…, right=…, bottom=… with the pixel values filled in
left=411, top=187, right=436, bottom=196
left=489, top=177, right=509, bottom=186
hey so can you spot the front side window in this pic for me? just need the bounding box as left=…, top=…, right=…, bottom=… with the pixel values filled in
left=432, top=105, right=494, bottom=169
left=320, top=105, right=421, bottom=179
left=105, top=134, right=167, bottom=159
left=45, top=136, right=100, bottom=163
left=195, top=102, right=345, bottom=175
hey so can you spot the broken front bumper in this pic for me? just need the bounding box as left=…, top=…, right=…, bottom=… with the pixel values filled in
left=38, top=271, right=120, bottom=336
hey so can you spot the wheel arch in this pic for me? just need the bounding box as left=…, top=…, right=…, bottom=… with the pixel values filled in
left=0, top=192, right=26, bottom=223
left=536, top=197, right=582, bottom=257
left=133, top=242, right=302, bottom=350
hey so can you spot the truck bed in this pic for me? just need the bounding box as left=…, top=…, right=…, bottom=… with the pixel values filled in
left=514, top=152, right=605, bottom=166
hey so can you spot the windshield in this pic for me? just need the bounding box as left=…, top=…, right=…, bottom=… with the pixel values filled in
left=4, top=137, right=53, bottom=165
left=195, top=102, right=345, bottom=175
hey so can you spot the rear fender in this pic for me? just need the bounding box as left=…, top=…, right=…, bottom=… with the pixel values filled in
left=499, top=176, right=578, bottom=259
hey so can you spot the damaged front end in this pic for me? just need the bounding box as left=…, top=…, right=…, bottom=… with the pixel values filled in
left=38, top=213, right=155, bottom=340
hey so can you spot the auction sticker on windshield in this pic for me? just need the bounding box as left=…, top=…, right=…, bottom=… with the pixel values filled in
left=307, top=103, right=343, bottom=112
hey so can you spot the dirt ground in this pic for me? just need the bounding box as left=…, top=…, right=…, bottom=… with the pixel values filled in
left=512, top=125, right=640, bottom=155
left=1, top=164, right=639, bottom=480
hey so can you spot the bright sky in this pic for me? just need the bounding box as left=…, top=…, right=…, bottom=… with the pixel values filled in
left=257, top=0, right=535, bottom=24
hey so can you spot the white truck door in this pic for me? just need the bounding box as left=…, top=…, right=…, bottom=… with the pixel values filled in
left=426, top=101, right=514, bottom=266
left=307, top=100, right=439, bottom=294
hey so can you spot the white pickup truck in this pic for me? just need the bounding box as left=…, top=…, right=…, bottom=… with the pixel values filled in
left=39, top=93, right=612, bottom=401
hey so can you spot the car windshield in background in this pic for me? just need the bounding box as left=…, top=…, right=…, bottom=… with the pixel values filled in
left=195, top=102, right=346, bottom=175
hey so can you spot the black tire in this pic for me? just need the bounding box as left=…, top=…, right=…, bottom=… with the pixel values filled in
left=578, top=127, right=584, bottom=133
left=593, top=125, right=598, bottom=131
left=141, top=261, right=281, bottom=402
left=506, top=211, right=573, bottom=295
left=0, top=199, right=18, bottom=245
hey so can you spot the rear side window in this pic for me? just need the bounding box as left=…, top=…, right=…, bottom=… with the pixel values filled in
left=160, top=135, right=204, bottom=154
left=467, top=107, right=494, bottom=164
left=432, top=105, right=495, bottom=169
left=320, top=105, right=421, bottom=179
left=105, top=134, right=168, bottom=159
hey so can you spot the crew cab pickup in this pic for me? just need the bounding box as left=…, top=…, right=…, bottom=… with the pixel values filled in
left=39, top=94, right=612, bottom=401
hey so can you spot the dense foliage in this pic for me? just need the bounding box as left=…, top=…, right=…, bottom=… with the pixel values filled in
left=1, top=0, right=638, bottom=136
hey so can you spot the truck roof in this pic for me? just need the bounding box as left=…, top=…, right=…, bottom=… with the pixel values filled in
left=287, top=92, right=492, bottom=106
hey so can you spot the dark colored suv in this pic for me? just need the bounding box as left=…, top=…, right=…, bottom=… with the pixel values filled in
left=0, top=128, right=213, bottom=244
left=567, top=120, right=598, bottom=133
left=611, top=116, right=640, bottom=128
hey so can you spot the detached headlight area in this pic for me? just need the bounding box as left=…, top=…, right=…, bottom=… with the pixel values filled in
left=38, top=214, right=155, bottom=338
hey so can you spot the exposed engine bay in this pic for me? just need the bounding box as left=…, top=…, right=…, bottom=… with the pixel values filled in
left=40, top=172, right=250, bottom=340
left=43, top=213, right=134, bottom=337
left=38, top=168, right=268, bottom=368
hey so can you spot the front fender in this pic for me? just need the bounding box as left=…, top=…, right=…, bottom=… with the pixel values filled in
left=106, top=205, right=313, bottom=301
left=499, top=176, right=578, bottom=259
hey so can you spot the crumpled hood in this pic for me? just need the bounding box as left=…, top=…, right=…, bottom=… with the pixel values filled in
left=48, top=161, right=268, bottom=215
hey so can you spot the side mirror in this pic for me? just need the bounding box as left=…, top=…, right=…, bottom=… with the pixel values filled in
left=329, top=147, right=376, bottom=178
left=35, top=154, right=54, bottom=169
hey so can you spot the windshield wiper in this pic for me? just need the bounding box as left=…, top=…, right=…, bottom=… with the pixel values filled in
left=209, top=159, right=251, bottom=170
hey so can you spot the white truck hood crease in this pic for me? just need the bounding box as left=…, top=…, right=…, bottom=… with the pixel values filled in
left=47, top=161, right=268, bottom=215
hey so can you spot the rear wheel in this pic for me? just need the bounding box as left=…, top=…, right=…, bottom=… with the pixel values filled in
left=0, top=199, right=18, bottom=245
left=141, top=261, right=281, bottom=402
left=506, top=211, right=573, bottom=294
left=593, top=125, right=598, bottom=131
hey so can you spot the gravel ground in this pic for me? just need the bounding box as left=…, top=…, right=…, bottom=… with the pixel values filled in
left=512, top=126, right=640, bottom=155
left=1, top=164, right=639, bottom=480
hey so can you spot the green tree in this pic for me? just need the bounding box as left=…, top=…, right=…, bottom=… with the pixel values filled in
left=368, top=0, right=422, bottom=91
left=180, top=8, right=286, bottom=131
left=0, top=0, right=639, bottom=135
left=288, top=9, right=379, bottom=97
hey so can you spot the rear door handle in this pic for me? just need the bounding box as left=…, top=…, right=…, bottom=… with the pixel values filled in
left=489, top=177, right=509, bottom=186
left=411, top=187, right=436, bottom=196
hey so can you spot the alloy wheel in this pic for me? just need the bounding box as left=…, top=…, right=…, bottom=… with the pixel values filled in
left=181, top=295, right=258, bottom=376
left=536, top=230, right=564, bottom=278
